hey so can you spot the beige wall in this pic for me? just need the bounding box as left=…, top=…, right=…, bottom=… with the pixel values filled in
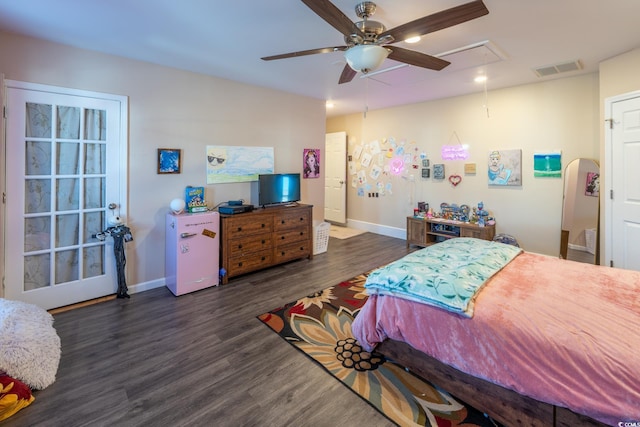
left=0, top=31, right=326, bottom=289
left=327, top=74, right=600, bottom=256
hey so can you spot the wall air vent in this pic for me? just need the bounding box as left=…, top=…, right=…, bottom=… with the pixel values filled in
left=533, top=60, right=583, bottom=77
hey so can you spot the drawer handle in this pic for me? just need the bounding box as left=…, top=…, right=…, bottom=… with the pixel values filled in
left=237, top=227, right=242, bottom=232
left=238, top=262, right=243, bottom=267
left=300, top=246, right=304, bottom=251
left=281, top=220, right=285, bottom=224
left=281, top=236, right=285, bottom=240
left=261, top=256, right=266, bottom=261
left=262, top=240, right=266, bottom=244
left=261, top=223, right=266, bottom=228
left=238, top=244, right=243, bottom=249
left=299, top=231, right=303, bottom=236
left=281, top=251, right=285, bottom=256
left=299, top=217, right=304, bottom=221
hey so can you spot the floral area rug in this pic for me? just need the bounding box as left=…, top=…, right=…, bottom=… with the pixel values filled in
left=257, top=273, right=500, bottom=427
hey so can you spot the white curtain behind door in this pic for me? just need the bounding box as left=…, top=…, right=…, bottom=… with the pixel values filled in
left=24, top=103, right=106, bottom=289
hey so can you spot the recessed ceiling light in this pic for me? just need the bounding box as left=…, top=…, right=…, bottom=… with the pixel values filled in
left=474, top=75, right=487, bottom=83
left=404, top=36, right=421, bottom=44
left=325, top=101, right=334, bottom=108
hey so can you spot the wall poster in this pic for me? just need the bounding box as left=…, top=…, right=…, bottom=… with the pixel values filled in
left=303, top=148, right=320, bottom=178
left=533, top=151, right=562, bottom=178
left=488, top=149, right=522, bottom=186
left=585, top=172, right=600, bottom=197
left=206, top=145, right=274, bottom=184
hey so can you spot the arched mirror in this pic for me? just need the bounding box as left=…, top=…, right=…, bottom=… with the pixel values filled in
left=560, top=158, right=600, bottom=264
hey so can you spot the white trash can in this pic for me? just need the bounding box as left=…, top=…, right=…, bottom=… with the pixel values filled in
left=313, top=221, right=330, bottom=254
left=585, top=228, right=596, bottom=254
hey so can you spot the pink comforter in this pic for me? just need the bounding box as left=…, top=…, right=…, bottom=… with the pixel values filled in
left=352, top=252, right=640, bottom=426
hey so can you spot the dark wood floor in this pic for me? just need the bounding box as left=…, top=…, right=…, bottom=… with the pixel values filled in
left=4, top=233, right=412, bottom=427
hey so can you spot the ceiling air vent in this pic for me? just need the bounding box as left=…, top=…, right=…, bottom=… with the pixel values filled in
left=533, top=60, right=583, bottom=77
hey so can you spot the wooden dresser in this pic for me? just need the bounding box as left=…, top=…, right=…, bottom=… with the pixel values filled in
left=219, top=204, right=313, bottom=284
left=406, top=216, right=495, bottom=248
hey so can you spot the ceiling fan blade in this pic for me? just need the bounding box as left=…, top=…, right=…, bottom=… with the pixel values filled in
left=338, top=64, right=357, bottom=84
left=380, top=0, right=489, bottom=42
left=386, top=46, right=450, bottom=71
left=262, top=46, right=347, bottom=61
left=301, top=0, right=364, bottom=38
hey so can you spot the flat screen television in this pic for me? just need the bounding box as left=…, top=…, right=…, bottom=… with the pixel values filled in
left=255, top=173, right=301, bottom=207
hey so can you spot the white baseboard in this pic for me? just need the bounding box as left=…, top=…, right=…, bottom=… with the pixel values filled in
left=568, top=243, right=588, bottom=252
left=345, top=218, right=406, bottom=240
left=127, top=278, right=165, bottom=295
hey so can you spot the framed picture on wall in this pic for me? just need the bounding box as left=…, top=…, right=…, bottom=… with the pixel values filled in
left=585, top=172, right=599, bottom=197
left=488, top=149, right=522, bottom=186
left=157, top=148, right=181, bottom=174
left=433, top=164, right=445, bottom=179
left=303, top=148, right=320, bottom=178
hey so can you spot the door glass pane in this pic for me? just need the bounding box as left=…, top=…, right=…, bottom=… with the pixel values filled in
left=26, top=103, right=52, bottom=138
left=55, top=250, right=79, bottom=284
left=25, top=217, right=51, bottom=252
left=57, top=142, right=80, bottom=174
left=57, top=106, right=80, bottom=139
left=56, top=178, right=79, bottom=210
left=25, top=141, right=52, bottom=175
left=24, top=253, right=51, bottom=290
left=25, top=179, right=52, bottom=213
left=85, top=143, right=106, bottom=174
left=84, top=178, right=105, bottom=209
left=56, top=214, right=79, bottom=248
left=84, top=211, right=104, bottom=243
left=85, top=109, right=106, bottom=141
left=84, top=246, right=105, bottom=278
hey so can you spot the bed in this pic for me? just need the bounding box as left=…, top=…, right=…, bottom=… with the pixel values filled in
left=352, top=238, right=640, bottom=427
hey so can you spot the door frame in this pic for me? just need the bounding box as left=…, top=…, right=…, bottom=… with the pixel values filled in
left=0, top=74, right=6, bottom=296
left=603, top=89, right=640, bottom=267
left=1, top=79, right=129, bottom=300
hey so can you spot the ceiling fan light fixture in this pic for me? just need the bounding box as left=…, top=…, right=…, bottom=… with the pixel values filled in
left=344, top=44, right=389, bottom=73
left=404, top=36, right=421, bottom=44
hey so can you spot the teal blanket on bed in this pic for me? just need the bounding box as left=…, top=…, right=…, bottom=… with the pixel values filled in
left=364, top=237, right=523, bottom=317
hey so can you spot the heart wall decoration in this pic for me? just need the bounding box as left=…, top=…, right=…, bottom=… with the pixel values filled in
left=449, top=174, right=462, bottom=187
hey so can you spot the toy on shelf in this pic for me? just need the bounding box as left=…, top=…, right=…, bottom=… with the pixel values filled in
left=415, top=201, right=495, bottom=225
left=473, top=201, right=493, bottom=227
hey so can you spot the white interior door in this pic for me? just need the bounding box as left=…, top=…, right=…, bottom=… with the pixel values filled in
left=324, top=131, right=347, bottom=224
left=605, top=92, right=640, bottom=271
left=3, top=81, right=128, bottom=309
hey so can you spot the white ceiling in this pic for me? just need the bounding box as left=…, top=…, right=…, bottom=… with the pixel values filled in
left=1, top=0, right=639, bottom=117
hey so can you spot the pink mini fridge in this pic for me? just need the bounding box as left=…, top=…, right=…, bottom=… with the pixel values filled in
left=165, top=211, right=220, bottom=296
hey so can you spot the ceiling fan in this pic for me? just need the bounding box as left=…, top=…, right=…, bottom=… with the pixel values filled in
left=261, top=0, right=489, bottom=84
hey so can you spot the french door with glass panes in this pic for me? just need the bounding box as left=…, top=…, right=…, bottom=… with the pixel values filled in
left=4, top=81, right=127, bottom=309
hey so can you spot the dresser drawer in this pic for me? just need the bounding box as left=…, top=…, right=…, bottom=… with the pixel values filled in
left=274, top=209, right=310, bottom=230
left=227, top=250, right=273, bottom=276
left=225, top=215, right=273, bottom=237
left=273, top=240, right=311, bottom=263
left=228, top=232, right=272, bottom=257
left=275, top=228, right=310, bottom=246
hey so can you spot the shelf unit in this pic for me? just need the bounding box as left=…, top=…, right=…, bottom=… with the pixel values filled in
left=406, top=216, right=495, bottom=248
